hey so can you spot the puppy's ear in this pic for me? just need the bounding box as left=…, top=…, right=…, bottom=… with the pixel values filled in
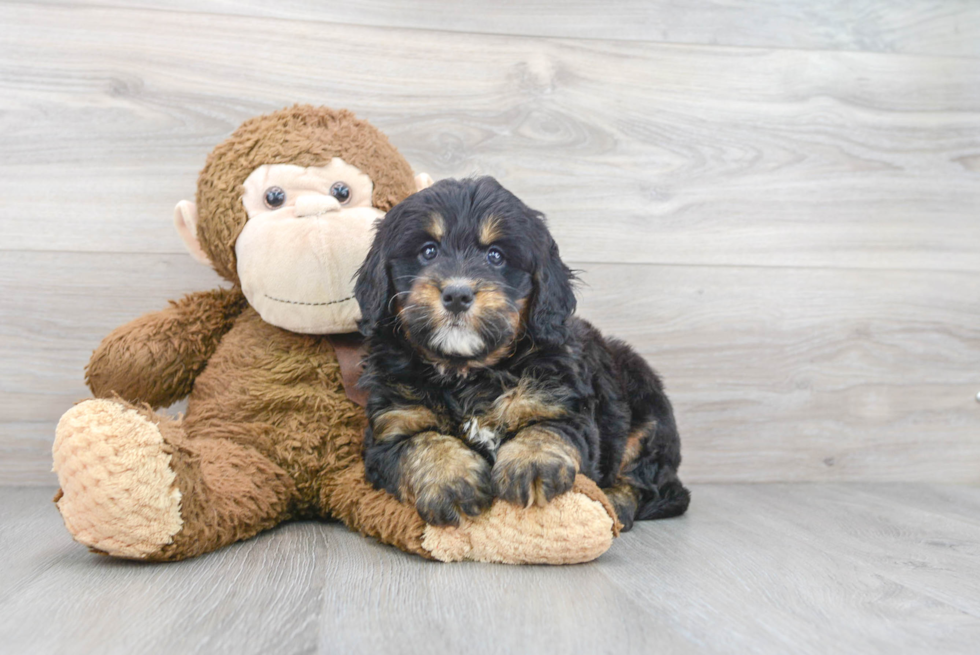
left=354, top=219, right=391, bottom=337
left=528, top=238, right=577, bottom=348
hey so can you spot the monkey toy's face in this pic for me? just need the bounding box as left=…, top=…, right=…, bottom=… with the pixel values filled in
left=175, top=155, right=432, bottom=335
left=172, top=106, right=432, bottom=336
left=234, top=158, right=382, bottom=333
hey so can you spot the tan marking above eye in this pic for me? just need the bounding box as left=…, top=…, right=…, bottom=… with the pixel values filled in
left=427, top=213, right=445, bottom=240
left=479, top=215, right=503, bottom=245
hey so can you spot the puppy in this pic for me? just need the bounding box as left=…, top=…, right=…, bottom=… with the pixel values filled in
left=354, top=177, right=690, bottom=529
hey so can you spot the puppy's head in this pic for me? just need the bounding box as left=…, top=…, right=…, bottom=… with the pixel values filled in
left=355, top=177, right=576, bottom=367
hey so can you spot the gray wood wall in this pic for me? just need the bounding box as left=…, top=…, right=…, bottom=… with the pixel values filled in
left=1, top=1, right=978, bottom=485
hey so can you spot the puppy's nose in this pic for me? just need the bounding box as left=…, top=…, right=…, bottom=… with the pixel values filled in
left=442, top=285, right=475, bottom=314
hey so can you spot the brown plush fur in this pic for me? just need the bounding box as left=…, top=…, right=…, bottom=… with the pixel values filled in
left=73, top=106, right=428, bottom=560
left=86, top=288, right=248, bottom=408
left=87, top=309, right=429, bottom=561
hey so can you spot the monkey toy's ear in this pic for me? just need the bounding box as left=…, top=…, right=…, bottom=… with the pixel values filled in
left=414, top=173, right=434, bottom=192
left=173, top=200, right=211, bottom=265
left=354, top=221, right=392, bottom=338
left=528, top=238, right=577, bottom=349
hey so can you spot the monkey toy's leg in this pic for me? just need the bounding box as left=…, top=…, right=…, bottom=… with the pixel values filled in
left=53, top=399, right=297, bottom=561
left=321, top=451, right=620, bottom=564
left=320, top=461, right=431, bottom=557
left=323, top=464, right=621, bottom=564
left=421, top=475, right=622, bottom=564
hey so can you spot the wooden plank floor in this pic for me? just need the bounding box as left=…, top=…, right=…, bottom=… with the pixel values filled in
left=2, top=484, right=980, bottom=654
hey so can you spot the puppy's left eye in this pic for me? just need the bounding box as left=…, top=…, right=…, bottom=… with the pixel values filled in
left=486, top=246, right=505, bottom=267
left=330, top=182, right=351, bottom=204
left=420, top=242, right=439, bottom=261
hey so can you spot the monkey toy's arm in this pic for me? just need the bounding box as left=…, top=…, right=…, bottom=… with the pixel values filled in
left=86, top=288, right=248, bottom=408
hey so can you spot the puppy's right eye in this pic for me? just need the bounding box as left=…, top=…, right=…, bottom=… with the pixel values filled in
left=419, top=242, right=439, bottom=261
left=264, top=186, right=286, bottom=208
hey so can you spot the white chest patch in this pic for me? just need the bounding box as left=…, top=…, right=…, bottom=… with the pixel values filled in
left=462, top=418, right=500, bottom=452
left=430, top=326, right=484, bottom=357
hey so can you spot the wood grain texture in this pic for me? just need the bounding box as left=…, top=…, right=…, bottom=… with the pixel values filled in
left=1, top=3, right=978, bottom=485
left=3, top=252, right=978, bottom=485
left=3, top=484, right=980, bottom=654
left=0, top=252, right=221, bottom=486
left=1, top=4, right=978, bottom=272
left=22, top=0, right=980, bottom=57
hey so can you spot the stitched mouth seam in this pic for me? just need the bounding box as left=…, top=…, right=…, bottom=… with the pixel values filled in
left=264, top=294, right=354, bottom=307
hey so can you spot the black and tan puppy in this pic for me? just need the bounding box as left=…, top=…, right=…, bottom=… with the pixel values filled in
left=354, top=177, right=690, bottom=530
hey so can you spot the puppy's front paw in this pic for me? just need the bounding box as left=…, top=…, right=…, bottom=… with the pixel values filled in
left=414, top=473, right=493, bottom=526
left=402, top=433, right=492, bottom=526
left=491, top=428, right=579, bottom=507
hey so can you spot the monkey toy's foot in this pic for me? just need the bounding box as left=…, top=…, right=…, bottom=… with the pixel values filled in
left=421, top=475, right=622, bottom=564
left=52, top=399, right=183, bottom=559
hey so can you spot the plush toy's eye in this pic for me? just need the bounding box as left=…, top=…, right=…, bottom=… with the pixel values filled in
left=486, top=246, right=505, bottom=267
left=330, top=182, right=351, bottom=204
left=264, top=186, right=286, bottom=209
left=420, top=242, right=439, bottom=262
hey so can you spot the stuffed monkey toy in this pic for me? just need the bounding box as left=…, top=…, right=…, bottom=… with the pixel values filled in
left=51, top=105, right=619, bottom=564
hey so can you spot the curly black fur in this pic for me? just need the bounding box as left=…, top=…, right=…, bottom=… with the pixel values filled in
left=354, top=177, right=689, bottom=528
